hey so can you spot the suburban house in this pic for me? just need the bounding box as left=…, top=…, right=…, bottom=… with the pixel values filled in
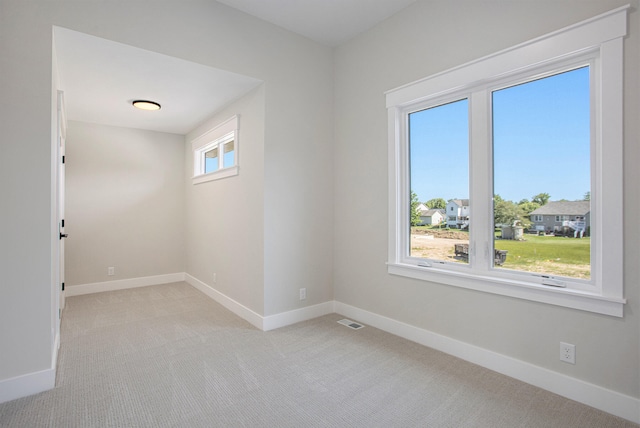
left=529, top=201, right=591, bottom=235
left=0, top=0, right=638, bottom=425
left=415, top=203, right=445, bottom=226
left=417, top=207, right=445, bottom=226
left=420, top=208, right=445, bottom=226
left=446, top=199, right=470, bottom=229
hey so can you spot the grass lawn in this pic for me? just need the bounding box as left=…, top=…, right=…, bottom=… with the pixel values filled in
left=494, top=234, right=590, bottom=279
left=494, top=234, right=589, bottom=265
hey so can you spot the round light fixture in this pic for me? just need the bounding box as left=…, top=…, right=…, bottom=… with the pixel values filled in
left=132, top=100, right=161, bottom=111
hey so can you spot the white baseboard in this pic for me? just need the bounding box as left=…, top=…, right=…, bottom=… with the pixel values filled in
left=334, top=301, right=640, bottom=424
left=185, top=274, right=264, bottom=329
left=0, top=368, right=56, bottom=404
left=65, top=273, right=186, bottom=296
left=263, top=301, right=335, bottom=331
left=1, top=322, right=62, bottom=404
left=185, top=274, right=335, bottom=331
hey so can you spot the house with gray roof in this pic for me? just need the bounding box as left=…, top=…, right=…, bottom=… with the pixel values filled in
left=529, top=200, right=590, bottom=235
left=418, top=208, right=445, bottom=226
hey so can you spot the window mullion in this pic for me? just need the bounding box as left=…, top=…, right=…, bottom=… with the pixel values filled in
left=469, top=90, right=492, bottom=273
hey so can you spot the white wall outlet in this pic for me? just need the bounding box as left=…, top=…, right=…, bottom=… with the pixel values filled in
left=107, top=267, right=115, bottom=276
left=299, top=288, right=306, bottom=300
left=560, top=342, right=575, bottom=364
left=213, top=273, right=217, bottom=283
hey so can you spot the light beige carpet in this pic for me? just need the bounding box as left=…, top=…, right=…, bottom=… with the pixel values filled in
left=0, top=282, right=636, bottom=427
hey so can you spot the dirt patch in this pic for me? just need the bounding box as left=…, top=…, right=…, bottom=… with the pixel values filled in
left=412, top=229, right=469, bottom=240
left=410, top=235, right=467, bottom=262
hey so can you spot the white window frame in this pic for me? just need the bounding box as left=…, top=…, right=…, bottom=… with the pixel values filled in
left=386, top=6, right=627, bottom=316
left=192, top=115, right=239, bottom=184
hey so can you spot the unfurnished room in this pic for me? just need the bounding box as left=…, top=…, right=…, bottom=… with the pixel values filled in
left=0, top=0, right=638, bottom=426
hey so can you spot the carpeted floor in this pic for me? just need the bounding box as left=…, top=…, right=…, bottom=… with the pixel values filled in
left=0, top=282, right=637, bottom=427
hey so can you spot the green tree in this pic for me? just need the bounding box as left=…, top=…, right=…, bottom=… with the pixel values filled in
left=583, top=191, right=591, bottom=201
left=425, top=198, right=447, bottom=209
left=495, top=198, right=531, bottom=228
left=410, top=191, right=421, bottom=226
left=518, top=200, right=540, bottom=215
left=532, top=193, right=551, bottom=206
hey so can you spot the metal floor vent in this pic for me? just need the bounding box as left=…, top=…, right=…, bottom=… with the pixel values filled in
left=337, top=319, right=365, bottom=330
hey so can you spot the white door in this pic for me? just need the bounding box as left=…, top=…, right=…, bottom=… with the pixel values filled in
left=57, top=91, right=67, bottom=315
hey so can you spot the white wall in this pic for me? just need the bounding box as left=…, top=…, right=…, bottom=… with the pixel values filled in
left=184, top=86, right=266, bottom=315
left=0, top=0, right=57, bottom=383
left=65, top=122, right=185, bottom=287
left=261, top=51, right=334, bottom=317
left=0, top=0, right=333, bottom=394
left=333, top=0, right=639, bottom=401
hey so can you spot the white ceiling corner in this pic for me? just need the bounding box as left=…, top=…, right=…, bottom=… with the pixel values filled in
left=216, top=0, right=417, bottom=46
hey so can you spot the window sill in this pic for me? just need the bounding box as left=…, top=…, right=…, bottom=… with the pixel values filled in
left=387, top=262, right=625, bottom=317
left=192, top=166, right=238, bottom=185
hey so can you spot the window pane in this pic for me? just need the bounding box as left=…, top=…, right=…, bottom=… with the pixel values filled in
left=409, top=99, right=469, bottom=263
left=223, top=140, right=235, bottom=168
left=492, top=67, right=590, bottom=279
left=204, top=147, right=219, bottom=173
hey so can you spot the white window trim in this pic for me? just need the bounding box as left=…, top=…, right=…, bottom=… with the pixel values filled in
left=386, top=6, right=627, bottom=317
left=192, top=115, right=239, bottom=184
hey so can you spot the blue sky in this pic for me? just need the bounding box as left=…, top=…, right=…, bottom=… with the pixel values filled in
left=410, top=66, right=590, bottom=204
left=205, top=146, right=235, bottom=173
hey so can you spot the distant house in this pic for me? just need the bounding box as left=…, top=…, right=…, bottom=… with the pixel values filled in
left=529, top=201, right=590, bottom=235
left=418, top=208, right=445, bottom=226
left=416, top=203, right=429, bottom=213
left=446, top=199, right=470, bottom=229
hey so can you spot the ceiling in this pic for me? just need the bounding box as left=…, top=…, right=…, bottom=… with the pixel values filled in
left=54, top=27, right=262, bottom=135
left=218, top=0, right=417, bottom=46
left=54, top=1, right=416, bottom=135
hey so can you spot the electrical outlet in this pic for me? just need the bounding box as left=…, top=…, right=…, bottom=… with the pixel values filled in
left=299, top=288, right=306, bottom=300
left=213, top=273, right=217, bottom=283
left=560, top=342, right=575, bottom=364
left=107, top=267, right=115, bottom=276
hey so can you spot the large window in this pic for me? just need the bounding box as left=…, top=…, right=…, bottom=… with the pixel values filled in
left=192, top=115, right=239, bottom=184
left=386, top=6, right=627, bottom=316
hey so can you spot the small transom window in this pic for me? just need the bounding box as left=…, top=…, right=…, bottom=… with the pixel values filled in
left=192, top=115, right=239, bottom=184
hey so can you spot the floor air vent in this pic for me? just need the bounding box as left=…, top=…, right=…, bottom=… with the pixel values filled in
left=337, top=319, right=365, bottom=330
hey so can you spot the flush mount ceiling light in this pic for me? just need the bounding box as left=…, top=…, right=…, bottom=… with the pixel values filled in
left=132, top=100, right=161, bottom=111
